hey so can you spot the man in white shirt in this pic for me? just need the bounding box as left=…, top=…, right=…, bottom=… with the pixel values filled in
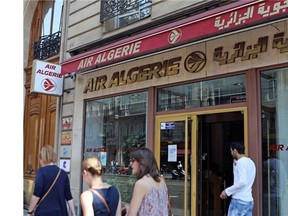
left=220, top=141, right=256, bottom=216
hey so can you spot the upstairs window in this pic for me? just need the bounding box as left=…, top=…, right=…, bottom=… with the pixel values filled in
left=34, top=0, right=63, bottom=60
left=41, top=0, right=63, bottom=36
left=101, top=0, right=152, bottom=30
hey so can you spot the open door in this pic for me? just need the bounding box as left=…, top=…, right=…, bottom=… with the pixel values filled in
left=155, top=107, right=247, bottom=216
left=197, top=111, right=246, bottom=216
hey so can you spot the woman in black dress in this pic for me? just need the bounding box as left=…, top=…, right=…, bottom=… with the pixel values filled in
left=27, top=145, right=76, bottom=216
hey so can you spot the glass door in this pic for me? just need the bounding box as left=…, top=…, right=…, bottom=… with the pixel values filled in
left=155, top=115, right=197, bottom=216
left=155, top=107, right=247, bottom=216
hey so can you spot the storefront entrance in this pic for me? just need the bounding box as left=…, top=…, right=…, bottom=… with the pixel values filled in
left=155, top=107, right=247, bottom=216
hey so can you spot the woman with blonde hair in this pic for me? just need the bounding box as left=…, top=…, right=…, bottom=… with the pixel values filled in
left=125, top=147, right=169, bottom=216
left=27, top=145, right=76, bottom=216
left=81, top=156, right=122, bottom=216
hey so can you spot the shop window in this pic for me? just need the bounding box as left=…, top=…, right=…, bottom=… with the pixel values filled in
left=83, top=92, right=147, bottom=202
left=157, top=74, right=246, bottom=111
left=101, top=0, right=152, bottom=31
left=33, top=0, right=63, bottom=60
left=260, top=68, right=288, bottom=216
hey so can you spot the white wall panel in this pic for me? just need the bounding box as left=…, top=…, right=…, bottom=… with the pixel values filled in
left=69, top=0, right=99, bottom=15
left=69, top=1, right=100, bottom=26
left=152, top=0, right=207, bottom=20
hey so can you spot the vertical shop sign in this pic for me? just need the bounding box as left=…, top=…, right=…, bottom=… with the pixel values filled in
left=31, top=60, right=63, bottom=96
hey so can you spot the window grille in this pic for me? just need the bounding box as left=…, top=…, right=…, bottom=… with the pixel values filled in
left=33, top=31, right=61, bottom=60
left=100, top=0, right=152, bottom=26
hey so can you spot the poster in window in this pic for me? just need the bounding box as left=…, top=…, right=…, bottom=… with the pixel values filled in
left=168, top=144, right=177, bottom=162
left=100, top=152, right=107, bottom=166
left=61, top=131, right=72, bottom=145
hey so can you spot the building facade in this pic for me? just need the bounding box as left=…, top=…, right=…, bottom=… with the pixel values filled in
left=23, top=0, right=63, bottom=209
left=24, top=0, right=288, bottom=215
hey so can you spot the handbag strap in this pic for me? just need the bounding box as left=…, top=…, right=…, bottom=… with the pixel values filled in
left=90, top=189, right=111, bottom=213
left=168, top=192, right=174, bottom=216
left=34, top=168, right=61, bottom=211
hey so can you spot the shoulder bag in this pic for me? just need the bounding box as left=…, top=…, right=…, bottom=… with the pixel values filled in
left=90, top=189, right=111, bottom=215
left=31, top=168, right=61, bottom=215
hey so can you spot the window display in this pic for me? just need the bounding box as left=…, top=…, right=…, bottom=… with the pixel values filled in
left=83, top=92, right=147, bottom=202
left=261, top=67, right=288, bottom=216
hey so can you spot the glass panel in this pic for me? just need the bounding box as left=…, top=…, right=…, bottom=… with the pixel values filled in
left=261, top=68, right=288, bottom=216
left=101, top=0, right=151, bottom=20
left=119, top=13, right=139, bottom=27
left=160, top=120, right=191, bottom=216
left=157, top=74, right=246, bottom=111
left=83, top=92, right=147, bottom=203
left=41, top=0, right=63, bottom=36
left=52, top=0, right=63, bottom=33
left=102, top=0, right=152, bottom=29
left=42, top=1, right=53, bottom=36
left=140, top=6, right=151, bottom=19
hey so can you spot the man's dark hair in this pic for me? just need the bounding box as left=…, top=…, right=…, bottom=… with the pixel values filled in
left=230, top=141, right=245, bottom=154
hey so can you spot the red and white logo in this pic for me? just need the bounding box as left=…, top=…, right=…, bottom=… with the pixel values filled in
left=41, top=78, right=57, bottom=92
left=168, top=29, right=182, bottom=44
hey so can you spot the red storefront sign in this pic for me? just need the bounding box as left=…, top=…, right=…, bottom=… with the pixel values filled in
left=61, top=0, right=288, bottom=75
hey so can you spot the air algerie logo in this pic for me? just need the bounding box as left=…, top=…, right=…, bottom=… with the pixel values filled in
left=41, top=78, right=57, bottom=92
left=168, top=29, right=182, bottom=44
left=184, top=51, right=206, bottom=73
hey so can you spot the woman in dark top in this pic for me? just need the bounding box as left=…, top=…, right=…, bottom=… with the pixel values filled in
left=27, top=145, right=76, bottom=216
left=81, top=156, right=122, bottom=216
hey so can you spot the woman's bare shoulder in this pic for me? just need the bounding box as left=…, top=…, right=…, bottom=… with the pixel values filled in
left=81, top=189, right=93, bottom=199
left=136, top=177, right=148, bottom=185
left=135, top=176, right=151, bottom=189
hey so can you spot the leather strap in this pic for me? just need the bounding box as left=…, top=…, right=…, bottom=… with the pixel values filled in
left=33, top=168, right=61, bottom=212
left=168, top=192, right=174, bottom=216
left=90, top=189, right=111, bottom=213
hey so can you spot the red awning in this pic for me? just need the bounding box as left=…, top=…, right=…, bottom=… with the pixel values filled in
left=61, top=0, right=288, bottom=75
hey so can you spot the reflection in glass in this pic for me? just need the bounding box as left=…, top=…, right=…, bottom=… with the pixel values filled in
left=261, top=68, right=288, bottom=216
left=83, top=92, right=147, bottom=203
left=101, top=0, right=152, bottom=29
left=42, top=0, right=63, bottom=36
left=157, top=74, right=246, bottom=111
left=160, top=120, right=191, bottom=216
